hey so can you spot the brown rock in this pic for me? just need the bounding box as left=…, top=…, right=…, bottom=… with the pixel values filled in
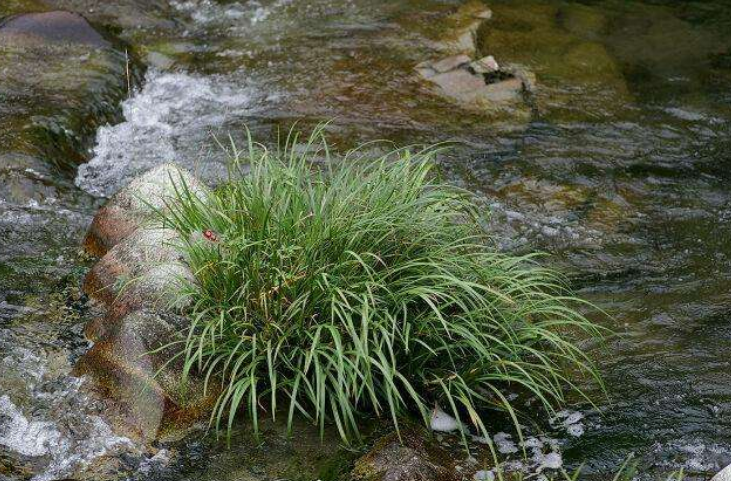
left=83, top=163, right=210, bottom=257
left=74, top=309, right=215, bottom=441
left=83, top=228, right=193, bottom=319
left=351, top=428, right=459, bottom=481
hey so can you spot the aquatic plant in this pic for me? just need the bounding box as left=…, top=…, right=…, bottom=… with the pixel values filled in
left=158, top=127, right=602, bottom=443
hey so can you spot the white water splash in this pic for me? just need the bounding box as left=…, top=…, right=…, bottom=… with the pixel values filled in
left=0, top=325, right=138, bottom=481
left=0, top=389, right=135, bottom=481
left=76, top=70, right=260, bottom=198
left=0, top=396, right=63, bottom=458
left=170, top=0, right=292, bottom=26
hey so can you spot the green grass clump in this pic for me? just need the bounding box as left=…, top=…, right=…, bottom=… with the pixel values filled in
left=159, top=128, right=601, bottom=443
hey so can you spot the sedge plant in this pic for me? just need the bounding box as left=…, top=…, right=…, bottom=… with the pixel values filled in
left=156, top=127, right=603, bottom=444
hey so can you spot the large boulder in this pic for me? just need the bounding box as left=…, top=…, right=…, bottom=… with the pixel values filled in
left=351, top=428, right=460, bottom=481
left=0, top=9, right=135, bottom=174
left=74, top=309, right=215, bottom=441
left=82, top=163, right=210, bottom=256
left=83, top=227, right=194, bottom=319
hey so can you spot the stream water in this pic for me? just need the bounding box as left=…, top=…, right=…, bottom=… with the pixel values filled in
left=2, top=0, right=731, bottom=479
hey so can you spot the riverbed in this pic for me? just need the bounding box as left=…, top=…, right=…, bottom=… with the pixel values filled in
left=1, top=0, right=731, bottom=479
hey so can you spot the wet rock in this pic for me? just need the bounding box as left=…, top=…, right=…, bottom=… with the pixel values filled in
left=0, top=9, right=133, bottom=160
left=416, top=54, right=532, bottom=110
left=351, top=428, right=459, bottom=481
left=0, top=11, right=109, bottom=46
left=83, top=163, right=210, bottom=257
left=83, top=227, right=193, bottom=319
left=74, top=309, right=214, bottom=441
left=475, top=1, right=631, bottom=121
left=41, top=0, right=176, bottom=37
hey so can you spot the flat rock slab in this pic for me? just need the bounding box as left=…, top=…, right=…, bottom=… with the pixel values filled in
left=83, top=163, right=211, bottom=256
left=417, top=55, right=534, bottom=110
left=74, top=309, right=214, bottom=441
left=0, top=11, right=109, bottom=46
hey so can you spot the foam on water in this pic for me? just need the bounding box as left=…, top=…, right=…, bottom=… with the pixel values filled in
left=75, top=70, right=259, bottom=198
left=0, top=382, right=136, bottom=481
left=170, top=0, right=292, bottom=26
left=0, top=326, right=138, bottom=480
left=0, top=396, right=62, bottom=458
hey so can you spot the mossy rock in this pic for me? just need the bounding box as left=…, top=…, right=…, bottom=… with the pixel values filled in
left=351, top=427, right=460, bottom=481
left=0, top=11, right=138, bottom=171
left=476, top=0, right=631, bottom=121
left=0, top=9, right=145, bottom=210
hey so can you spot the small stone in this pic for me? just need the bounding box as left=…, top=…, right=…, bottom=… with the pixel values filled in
left=470, top=55, right=500, bottom=74
left=430, top=405, right=463, bottom=432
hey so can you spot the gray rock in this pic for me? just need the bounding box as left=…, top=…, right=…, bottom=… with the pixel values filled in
left=0, top=11, right=109, bottom=46
left=83, top=227, right=193, bottom=319
left=83, top=163, right=210, bottom=256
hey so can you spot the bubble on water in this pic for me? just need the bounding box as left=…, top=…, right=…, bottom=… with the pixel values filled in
left=76, top=70, right=260, bottom=198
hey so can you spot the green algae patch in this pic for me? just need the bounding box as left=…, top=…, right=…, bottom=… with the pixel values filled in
left=476, top=1, right=631, bottom=122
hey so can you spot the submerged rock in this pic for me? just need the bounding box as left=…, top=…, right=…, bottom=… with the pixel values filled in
left=351, top=428, right=459, bottom=481
left=474, top=1, right=631, bottom=121
left=416, top=54, right=533, bottom=111
left=83, top=163, right=210, bottom=257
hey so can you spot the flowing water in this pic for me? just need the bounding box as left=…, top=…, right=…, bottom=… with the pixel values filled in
left=2, top=0, right=731, bottom=479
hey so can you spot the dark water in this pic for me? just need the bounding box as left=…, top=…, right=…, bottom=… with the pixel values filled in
left=2, top=0, right=731, bottom=479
